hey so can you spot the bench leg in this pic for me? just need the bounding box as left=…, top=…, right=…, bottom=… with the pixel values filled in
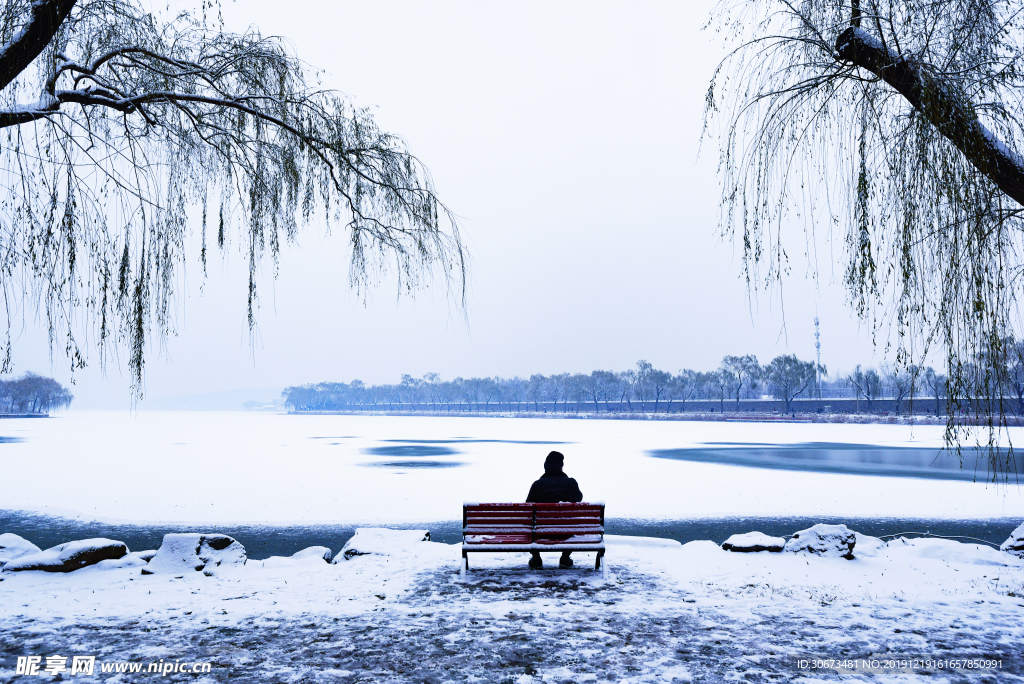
left=594, top=550, right=603, bottom=571
left=460, top=552, right=468, bottom=580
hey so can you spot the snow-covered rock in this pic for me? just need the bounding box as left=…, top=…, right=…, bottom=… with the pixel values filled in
left=0, top=533, right=41, bottom=569
left=721, top=531, right=785, bottom=553
left=783, top=524, right=855, bottom=559
left=83, top=555, right=150, bottom=571
left=333, top=528, right=430, bottom=562
left=1001, top=522, right=1024, bottom=559
left=852, top=532, right=886, bottom=557
left=144, top=533, right=246, bottom=576
left=2, top=538, right=128, bottom=572
left=129, top=549, right=157, bottom=562
left=292, top=546, right=332, bottom=562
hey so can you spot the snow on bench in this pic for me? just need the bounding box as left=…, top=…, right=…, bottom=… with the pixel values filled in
left=461, top=502, right=606, bottom=577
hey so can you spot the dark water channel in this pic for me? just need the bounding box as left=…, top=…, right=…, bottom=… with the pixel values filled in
left=1, top=510, right=1018, bottom=560
left=650, top=441, right=1024, bottom=481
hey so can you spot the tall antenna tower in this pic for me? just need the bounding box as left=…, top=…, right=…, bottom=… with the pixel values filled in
left=814, top=315, right=822, bottom=399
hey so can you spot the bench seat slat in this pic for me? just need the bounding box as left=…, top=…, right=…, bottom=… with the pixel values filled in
left=462, top=501, right=532, bottom=507
left=465, top=534, right=533, bottom=545
left=533, top=534, right=602, bottom=544
left=465, top=513, right=533, bottom=518
left=463, top=543, right=606, bottom=551
left=534, top=518, right=602, bottom=526
left=465, top=518, right=533, bottom=525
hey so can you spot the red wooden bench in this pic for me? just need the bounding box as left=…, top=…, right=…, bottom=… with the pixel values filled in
left=461, top=502, right=606, bottom=577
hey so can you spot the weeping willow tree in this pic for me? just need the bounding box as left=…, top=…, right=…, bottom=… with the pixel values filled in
left=705, top=0, right=1024, bottom=480
left=0, top=0, right=466, bottom=394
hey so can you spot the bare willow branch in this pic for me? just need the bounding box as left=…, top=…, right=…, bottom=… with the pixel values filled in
left=0, top=0, right=466, bottom=396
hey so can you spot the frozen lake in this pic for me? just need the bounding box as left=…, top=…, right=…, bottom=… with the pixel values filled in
left=0, top=411, right=1021, bottom=527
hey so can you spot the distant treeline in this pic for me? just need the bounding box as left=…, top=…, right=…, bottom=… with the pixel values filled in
left=0, top=373, right=74, bottom=414
left=283, top=354, right=982, bottom=416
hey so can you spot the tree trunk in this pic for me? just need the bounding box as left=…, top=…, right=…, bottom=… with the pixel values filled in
left=836, top=27, right=1024, bottom=207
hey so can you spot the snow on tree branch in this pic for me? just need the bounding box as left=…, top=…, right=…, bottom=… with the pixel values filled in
left=0, top=0, right=466, bottom=396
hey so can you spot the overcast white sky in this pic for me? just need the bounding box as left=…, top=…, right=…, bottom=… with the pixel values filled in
left=9, top=0, right=886, bottom=409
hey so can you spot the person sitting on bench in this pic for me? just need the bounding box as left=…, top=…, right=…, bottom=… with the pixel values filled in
left=526, top=450, right=583, bottom=569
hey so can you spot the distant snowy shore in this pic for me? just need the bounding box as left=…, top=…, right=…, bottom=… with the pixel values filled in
left=2, top=531, right=1023, bottom=682
left=287, top=409, right=950, bottom=426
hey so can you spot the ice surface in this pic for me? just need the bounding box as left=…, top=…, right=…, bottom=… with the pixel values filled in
left=0, top=532, right=40, bottom=568
left=145, top=533, right=246, bottom=576
left=2, top=411, right=1022, bottom=524
left=2, top=538, right=127, bottom=572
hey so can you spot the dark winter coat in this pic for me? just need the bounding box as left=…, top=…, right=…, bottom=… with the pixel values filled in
left=526, top=471, right=583, bottom=504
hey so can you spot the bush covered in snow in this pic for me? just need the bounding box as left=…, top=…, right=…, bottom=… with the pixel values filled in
left=782, top=523, right=855, bottom=559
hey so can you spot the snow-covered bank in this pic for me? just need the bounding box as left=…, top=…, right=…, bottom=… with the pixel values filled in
left=1, top=412, right=1022, bottom=524
left=1, top=533, right=1022, bottom=682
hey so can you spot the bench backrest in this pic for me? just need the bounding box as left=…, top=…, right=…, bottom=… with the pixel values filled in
left=463, top=502, right=605, bottom=541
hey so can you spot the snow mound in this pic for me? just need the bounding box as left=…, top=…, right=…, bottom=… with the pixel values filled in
left=144, top=533, right=246, bottom=576
left=721, top=531, right=785, bottom=553
left=2, top=538, right=128, bottom=572
left=888, top=536, right=1015, bottom=566
left=680, top=540, right=722, bottom=553
left=333, top=528, right=430, bottom=562
left=0, top=533, right=40, bottom=568
left=605, top=535, right=681, bottom=548
left=1001, top=521, right=1024, bottom=559
left=257, top=546, right=335, bottom=569
left=292, top=546, right=333, bottom=562
left=853, top=532, right=886, bottom=557
left=129, top=549, right=157, bottom=562
left=783, top=524, right=855, bottom=559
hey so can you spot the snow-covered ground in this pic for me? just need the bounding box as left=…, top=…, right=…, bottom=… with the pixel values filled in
left=1, top=532, right=1022, bottom=682
left=2, top=412, right=1023, bottom=682
left=1, top=411, right=1022, bottom=524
